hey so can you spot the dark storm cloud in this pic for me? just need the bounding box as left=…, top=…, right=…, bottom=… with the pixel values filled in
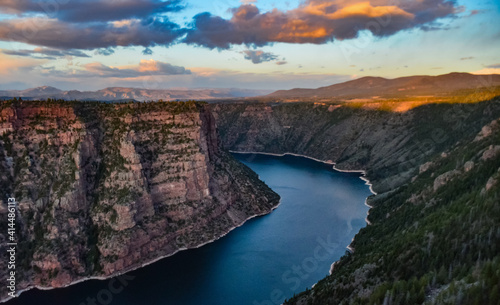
left=184, top=0, right=460, bottom=49
left=242, top=50, right=278, bottom=64
left=0, top=17, right=183, bottom=49
left=0, top=0, right=184, bottom=23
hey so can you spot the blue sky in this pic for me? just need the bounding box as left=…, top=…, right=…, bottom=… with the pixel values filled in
left=0, top=0, right=499, bottom=90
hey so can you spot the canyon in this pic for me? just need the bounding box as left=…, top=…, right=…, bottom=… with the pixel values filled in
left=213, top=98, right=500, bottom=304
left=0, top=91, right=499, bottom=304
left=0, top=100, right=279, bottom=301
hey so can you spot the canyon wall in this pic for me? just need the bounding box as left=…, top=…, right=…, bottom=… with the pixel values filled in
left=0, top=100, right=279, bottom=300
left=1, top=97, right=499, bottom=304
left=214, top=100, right=500, bottom=193
left=214, top=99, right=500, bottom=305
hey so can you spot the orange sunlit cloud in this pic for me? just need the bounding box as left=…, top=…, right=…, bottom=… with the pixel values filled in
left=472, top=68, right=500, bottom=75
left=184, top=0, right=455, bottom=48
left=304, top=1, right=414, bottom=19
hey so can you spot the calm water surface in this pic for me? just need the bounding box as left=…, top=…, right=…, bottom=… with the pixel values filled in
left=8, top=154, right=372, bottom=305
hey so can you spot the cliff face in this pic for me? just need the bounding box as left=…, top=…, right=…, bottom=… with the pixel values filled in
left=282, top=108, right=500, bottom=305
left=0, top=100, right=279, bottom=299
left=214, top=99, right=500, bottom=305
left=214, top=100, right=500, bottom=193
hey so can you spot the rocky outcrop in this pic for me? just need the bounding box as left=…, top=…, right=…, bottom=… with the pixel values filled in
left=433, top=170, right=461, bottom=191
left=486, top=176, right=497, bottom=191
left=474, top=119, right=498, bottom=142
left=420, top=161, right=434, bottom=174
left=0, top=100, right=279, bottom=300
left=464, top=161, right=474, bottom=172
left=481, top=145, right=500, bottom=161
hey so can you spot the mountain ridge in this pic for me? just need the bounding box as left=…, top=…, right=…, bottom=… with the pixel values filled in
left=0, top=87, right=273, bottom=102
left=267, top=73, right=500, bottom=99
left=4, top=73, right=500, bottom=103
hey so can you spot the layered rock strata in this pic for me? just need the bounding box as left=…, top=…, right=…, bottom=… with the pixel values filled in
left=0, top=100, right=279, bottom=300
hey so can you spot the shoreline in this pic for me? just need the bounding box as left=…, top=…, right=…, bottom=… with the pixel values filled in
left=330, top=261, right=339, bottom=275
left=5, top=150, right=376, bottom=303
left=364, top=198, right=374, bottom=226
left=231, top=150, right=377, bottom=283
left=232, top=150, right=376, bottom=228
left=0, top=199, right=282, bottom=304
left=230, top=150, right=378, bottom=195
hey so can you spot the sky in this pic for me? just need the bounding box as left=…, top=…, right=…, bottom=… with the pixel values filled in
left=0, top=0, right=499, bottom=91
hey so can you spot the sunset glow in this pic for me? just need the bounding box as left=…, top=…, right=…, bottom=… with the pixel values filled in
left=0, top=0, right=498, bottom=90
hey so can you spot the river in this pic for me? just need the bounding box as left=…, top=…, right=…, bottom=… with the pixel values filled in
left=7, top=153, right=372, bottom=305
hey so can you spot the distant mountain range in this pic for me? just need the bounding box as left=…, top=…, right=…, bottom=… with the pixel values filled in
left=2, top=73, right=500, bottom=102
left=267, top=73, right=500, bottom=99
left=0, top=86, right=273, bottom=102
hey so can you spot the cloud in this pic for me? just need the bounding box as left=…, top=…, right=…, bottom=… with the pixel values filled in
left=0, top=53, right=44, bottom=74
left=31, top=59, right=191, bottom=79
left=242, top=50, right=278, bottom=64
left=0, top=0, right=460, bottom=52
left=276, top=61, right=287, bottom=65
left=81, top=60, right=191, bottom=78
left=472, top=64, right=500, bottom=75
left=142, top=47, right=154, bottom=55
left=184, top=0, right=459, bottom=49
left=187, top=67, right=352, bottom=89
left=6, top=62, right=353, bottom=90
left=0, top=0, right=185, bottom=50
left=469, top=9, right=481, bottom=16
left=0, top=17, right=183, bottom=49
left=486, top=63, right=500, bottom=69
left=0, top=0, right=184, bottom=23
left=2, top=47, right=90, bottom=59
left=460, top=56, right=474, bottom=60
left=472, top=68, right=500, bottom=75
left=94, top=48, right=115, bottom=56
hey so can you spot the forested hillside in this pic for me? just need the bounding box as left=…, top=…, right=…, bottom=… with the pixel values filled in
left=214, top=96, right=500, bottom=304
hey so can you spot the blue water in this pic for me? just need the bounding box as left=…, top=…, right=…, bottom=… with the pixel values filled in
left=8, top=153, right=372, bottom=305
